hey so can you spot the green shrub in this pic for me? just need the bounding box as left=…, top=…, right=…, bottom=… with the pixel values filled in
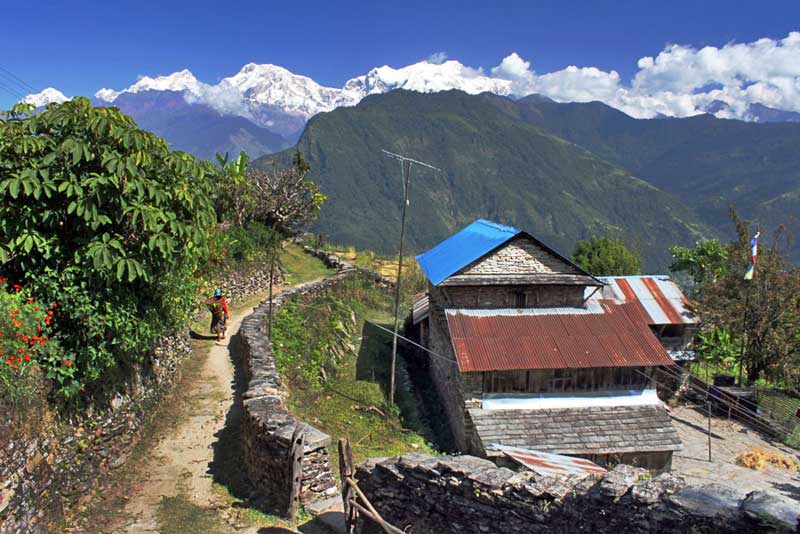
left=0, top=99, right=216, bottom=398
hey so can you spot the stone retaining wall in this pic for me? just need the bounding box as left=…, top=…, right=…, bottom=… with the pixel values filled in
left=239, top=248, right=370, bottom=513
left=0, top=335, right=192, bottom=534
left=356, top=453, right=800, bottom=533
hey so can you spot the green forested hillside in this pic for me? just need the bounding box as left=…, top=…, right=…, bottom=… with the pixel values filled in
left=516, top=97, right=800, bottom=259
left=258, top=90, right=709, bottom=271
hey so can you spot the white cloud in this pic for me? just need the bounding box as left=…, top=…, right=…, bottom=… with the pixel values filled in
left=482, top=32, right=800, bottom=120
left=426, top=51, right=448, bottom=65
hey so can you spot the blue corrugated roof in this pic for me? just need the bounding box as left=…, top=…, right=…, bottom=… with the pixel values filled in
left=415, top=219, right=521, bottom=285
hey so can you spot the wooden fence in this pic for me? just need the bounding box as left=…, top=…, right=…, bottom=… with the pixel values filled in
left=338, top=438, right=404, bottom=534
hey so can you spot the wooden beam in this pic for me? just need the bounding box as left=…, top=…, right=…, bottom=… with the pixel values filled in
left=288, top=423, right=305, bottom=518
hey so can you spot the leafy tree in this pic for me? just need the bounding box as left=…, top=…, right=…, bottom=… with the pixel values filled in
left=572, top=236, right=641, bottom=276
left=669, top=238, right=729, bottom=286
left=0, top=98, right=216, bottom=397
left=673, top=211, right=800, bottom=385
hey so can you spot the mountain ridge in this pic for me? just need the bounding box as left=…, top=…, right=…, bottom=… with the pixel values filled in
left=257, top=90, right=710, bottom=271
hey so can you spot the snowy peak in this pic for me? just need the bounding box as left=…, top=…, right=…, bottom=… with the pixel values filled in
left=97, top=69, right=202, bottom=102
left=218, top=62, right=344, bottom=117
left=348, top=60, right=513, bottom=98
left=22, top=87, right=69, bottom=107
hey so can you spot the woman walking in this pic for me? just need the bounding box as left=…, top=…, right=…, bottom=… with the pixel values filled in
left=206, top=288, right=229, bottom=340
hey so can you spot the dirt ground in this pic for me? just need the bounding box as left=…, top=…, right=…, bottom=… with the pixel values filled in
left=73, top=290, right=338, bottom=534
left=669, top=404, right=800, bottom=500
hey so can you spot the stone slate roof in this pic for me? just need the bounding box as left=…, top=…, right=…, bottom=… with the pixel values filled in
left=469, top=404, right=683, bottom=456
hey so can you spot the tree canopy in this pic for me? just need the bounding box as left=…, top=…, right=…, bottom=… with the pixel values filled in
left=671, top=211, right=800, bottom=386
left=571, top=236, right=642, bottom=276
left=0, top=98, right=216, bottom=397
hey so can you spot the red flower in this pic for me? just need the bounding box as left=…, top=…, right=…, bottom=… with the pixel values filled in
left=0, top=277, right=6, bottom=283
left=27, top=297, right=35, bottom=304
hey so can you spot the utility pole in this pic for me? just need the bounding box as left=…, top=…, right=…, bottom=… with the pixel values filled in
left=382, top=150, right=440, bottom=405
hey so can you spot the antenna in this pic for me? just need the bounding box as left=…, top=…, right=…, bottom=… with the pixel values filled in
left=382, top=149, right=440, bottom=405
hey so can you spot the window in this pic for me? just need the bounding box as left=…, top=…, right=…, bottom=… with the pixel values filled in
left=514, top=291, right=527, bottom=308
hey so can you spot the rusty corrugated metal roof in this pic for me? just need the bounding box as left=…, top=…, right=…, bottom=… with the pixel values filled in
left=596, top=275, right=697, bottom=325
left=490, top=445, right=607, bottom=478
left=445, top=302, right=674, bottom=372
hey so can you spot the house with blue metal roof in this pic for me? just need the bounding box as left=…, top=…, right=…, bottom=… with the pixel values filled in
left=409, top=219, right=683, bottom=473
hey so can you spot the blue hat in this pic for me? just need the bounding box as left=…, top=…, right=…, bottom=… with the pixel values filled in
left=214, top=288, right=222, bottom=297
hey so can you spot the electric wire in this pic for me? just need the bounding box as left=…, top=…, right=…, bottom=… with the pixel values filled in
left=645, top=365, right=779, bottom=433
left=277, top=299, right=459, bottom=364
left=655, top=364, right=793, bottom=435
left=637, top=367, right=789, bottom=437
left=0, top=65, right=36, bottom=93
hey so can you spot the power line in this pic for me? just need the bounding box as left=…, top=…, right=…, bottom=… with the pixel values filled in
left=638, top=366, right=788, bottom=438
left=0, top=65, right=36, bottom=93
left=369, top=321, right=458, bottom=365
left=283, top=300, right=458, bottom=364
left=0, top=78, right=26, bottom=101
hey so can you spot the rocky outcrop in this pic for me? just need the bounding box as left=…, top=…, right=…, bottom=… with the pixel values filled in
left=355, top=453, right=800, bottom=533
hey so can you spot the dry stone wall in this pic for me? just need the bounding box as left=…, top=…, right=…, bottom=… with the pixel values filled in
left=356, top=453, right=800, bottom=534
left=0, top=335, right=192, bottom=534
left=239, top=247, right=388, bottom=513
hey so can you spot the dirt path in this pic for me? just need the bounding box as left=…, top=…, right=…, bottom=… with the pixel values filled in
left=113, top=307, right=255, bottom=533
left=86, top=288, right=338, bottom=534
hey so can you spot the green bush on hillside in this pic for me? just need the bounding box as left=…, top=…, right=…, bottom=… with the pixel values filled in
left=0, top=98, right=217, bottom=399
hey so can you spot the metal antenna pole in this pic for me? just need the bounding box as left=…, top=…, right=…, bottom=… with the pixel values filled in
left=389, top=160, right=410, bottom=405
left=382, top=150, right=440, bottom=405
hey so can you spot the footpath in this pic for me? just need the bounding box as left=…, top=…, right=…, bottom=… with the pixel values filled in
left=76, top=286, right=338, bottom=533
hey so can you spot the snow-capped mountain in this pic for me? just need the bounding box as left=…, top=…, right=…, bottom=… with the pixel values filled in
left=344, top=61, right=512, bottom=101
left=22, top=87, right=69, bottom=107
left=95, top=69, right=202, bottom=103
left=79, top=60, right=515, bottom=137
left=22, top=42, right=800, bottom=140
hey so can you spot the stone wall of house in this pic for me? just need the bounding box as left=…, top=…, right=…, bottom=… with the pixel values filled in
left=355, top=453, right=800, bottom=534
left=239, top=249, right=393, bottom=513
left=426, top=306, right=470, bottom=451
left=461, top=237, right=582, bottom=276
left=0, top=335, right=192, bottom=534
left=432, top=284, right=584, bottom=309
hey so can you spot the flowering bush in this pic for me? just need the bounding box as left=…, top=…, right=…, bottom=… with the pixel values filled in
left=0, top=279, right=69, bottom=404
left=0, top=99, right=216, bottom=399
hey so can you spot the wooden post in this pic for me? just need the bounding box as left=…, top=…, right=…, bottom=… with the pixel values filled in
left=707, top=400, right=712, bottom=462
left=339, top=438, right=357, bottom=534
left=288, top=423, right=306, bottom=518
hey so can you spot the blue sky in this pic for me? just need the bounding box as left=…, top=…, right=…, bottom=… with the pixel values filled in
left=1, top=0, right=799, bottom=109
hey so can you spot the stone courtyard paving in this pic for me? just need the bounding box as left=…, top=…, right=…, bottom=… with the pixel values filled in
left=669, top=404, right=800, bottom=500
